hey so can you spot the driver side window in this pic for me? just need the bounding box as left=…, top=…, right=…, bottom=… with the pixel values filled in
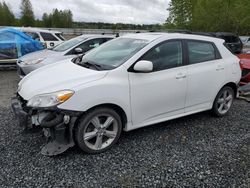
left=141, top=40, right=183, bottom=72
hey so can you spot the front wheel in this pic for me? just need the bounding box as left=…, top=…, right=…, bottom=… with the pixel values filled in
left=75, top=107, right=122, bottom=154
left=212, top=86, right=234, bottom=117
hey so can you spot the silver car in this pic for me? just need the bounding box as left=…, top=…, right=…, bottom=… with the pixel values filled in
left=17, top=35, right=114, bottom=77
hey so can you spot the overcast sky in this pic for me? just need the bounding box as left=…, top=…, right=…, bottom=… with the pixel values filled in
left=5, top=0, right=170, bottom=24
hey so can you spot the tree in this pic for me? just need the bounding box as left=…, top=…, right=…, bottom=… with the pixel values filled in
left=42, top=13, right=52, bottom=27
left=166, top=0, right=194, bottom=29
left=0, top=1, right=15, bottom=26
left=166, top=0, right=250, bottom=35
left=42, top=9, right=73, bottom=28
left=20, top=0, right=35, bottom=26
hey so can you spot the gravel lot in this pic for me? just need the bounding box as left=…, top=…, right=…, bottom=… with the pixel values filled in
left=0, top=70, right=249, bottom=187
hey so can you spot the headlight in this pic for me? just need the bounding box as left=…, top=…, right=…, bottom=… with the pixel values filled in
left=27, top=90, right=74, bottom=108
left=23, top=58, right=45, bottom=65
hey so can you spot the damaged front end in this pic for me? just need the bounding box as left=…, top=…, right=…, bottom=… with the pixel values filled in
left=11, top=94, right=81, bottom=156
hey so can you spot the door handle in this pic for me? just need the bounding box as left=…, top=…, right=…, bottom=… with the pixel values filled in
left=216, top=65, right=224, bottom=71
left=176, top=73, right=186, bottom=79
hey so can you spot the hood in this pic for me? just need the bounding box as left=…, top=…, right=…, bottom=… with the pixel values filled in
left=18, top=60, right=108, bottom=100
left=39, top=54, right=76, bottom=66
left=19, top=49, right=62, bottom=62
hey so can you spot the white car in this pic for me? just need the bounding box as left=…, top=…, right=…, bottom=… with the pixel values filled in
left=11, top=33, right=241, bottom=156
left=17, top=27, right=65, bottom=49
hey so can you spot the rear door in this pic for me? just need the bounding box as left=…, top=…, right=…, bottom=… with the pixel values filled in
left=185, top=40, right=226, bottom=112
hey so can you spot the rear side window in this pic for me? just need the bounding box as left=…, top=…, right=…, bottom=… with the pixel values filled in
left=55, top=33, right=65, bottom=41
left=187, top=41, right=217, bottom=64
left=40, top=32, right=58, bottom=41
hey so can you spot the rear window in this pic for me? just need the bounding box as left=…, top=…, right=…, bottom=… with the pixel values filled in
left=40, top=32, right=58, bottom=41
left=187, top=41, right=217, bottom=64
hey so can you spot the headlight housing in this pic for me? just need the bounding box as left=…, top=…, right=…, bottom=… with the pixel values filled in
left=23, top=58, right=45, bottom=65
left=27, top=90, right=74, bottom=108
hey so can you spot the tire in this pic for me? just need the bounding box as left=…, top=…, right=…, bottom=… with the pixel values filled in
left=75, top=107, right=122, bottom=154
left=212, top=86, right=235, bottom=117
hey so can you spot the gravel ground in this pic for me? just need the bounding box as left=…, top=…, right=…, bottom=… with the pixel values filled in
left=0, top=71, right=249, bottom=187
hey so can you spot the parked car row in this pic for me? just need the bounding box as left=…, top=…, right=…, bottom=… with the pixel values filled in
left=17, top=35, right=114, bottom=77
left=11, top=32, right=242, bottom=156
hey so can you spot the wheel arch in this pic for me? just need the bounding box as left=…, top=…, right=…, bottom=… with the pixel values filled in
left=75, top=103, right=128, bottom=130
left=222, top=82, right=238, bottom=98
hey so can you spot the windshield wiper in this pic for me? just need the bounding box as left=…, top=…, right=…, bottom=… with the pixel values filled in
left=78, top=61, right=102, bottom=71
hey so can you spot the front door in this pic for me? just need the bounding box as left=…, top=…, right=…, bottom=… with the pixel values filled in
left=128, top=40, right=188, bottom=127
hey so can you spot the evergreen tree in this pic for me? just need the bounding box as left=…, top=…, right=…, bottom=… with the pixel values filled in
left=20, top=0, right=35, bottom=26
left=42, top=13, right=52, bottom=27
left=0, top=1, right=15, bottom=26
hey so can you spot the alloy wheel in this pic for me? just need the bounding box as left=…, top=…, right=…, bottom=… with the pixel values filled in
left=216, top=89, right=233, bottom=115
left=83, top=114, right=119, bottom=151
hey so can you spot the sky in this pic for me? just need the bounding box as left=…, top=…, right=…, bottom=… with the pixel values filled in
left=5, top=0, right=170, bottom=25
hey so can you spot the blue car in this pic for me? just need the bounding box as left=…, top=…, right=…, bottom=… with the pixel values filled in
left=0, top=28, right=44, bottom=67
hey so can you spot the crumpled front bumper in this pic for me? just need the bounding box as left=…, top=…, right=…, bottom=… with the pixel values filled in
left=11, top=96, right=29, bottom=128
left=11, top=95, right=81, bottom=156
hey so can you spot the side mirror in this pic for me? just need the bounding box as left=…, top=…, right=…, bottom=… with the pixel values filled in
left=73, top=53, right=85, bottom=64
left=133, top=60, right=153, bottom=73
left=74, top=48, right=83, bottom=54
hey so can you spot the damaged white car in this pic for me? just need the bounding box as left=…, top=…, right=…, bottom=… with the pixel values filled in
left=11, top=33, right=241, bottom=156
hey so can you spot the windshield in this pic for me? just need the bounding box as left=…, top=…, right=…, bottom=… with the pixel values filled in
left=79, top=38, right=148, bottom=69
left=53, top=37, right=86, bottom=52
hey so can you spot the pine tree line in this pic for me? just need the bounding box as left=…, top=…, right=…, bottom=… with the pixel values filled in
left=0, top=0, right=73, bottom=28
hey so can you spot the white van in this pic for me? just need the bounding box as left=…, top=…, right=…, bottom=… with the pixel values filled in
left=17, top=27, right=65, bottom=49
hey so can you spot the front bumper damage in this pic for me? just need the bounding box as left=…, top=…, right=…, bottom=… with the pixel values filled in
left=11, top=95, right=81, bottom=156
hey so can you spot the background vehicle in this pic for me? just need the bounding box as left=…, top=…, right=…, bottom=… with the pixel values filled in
left=12, top=33, right=241, bottom=156
left=17, top=35, right=114, bottom=77
left=215, top=32, right=243, bottom=54
left=0, top=28, right=44, bottom=68
left=237, top=53, right=250, bottom=85
left=17, top=27, right=65, bottom=49
left=240, top=36, right=250, bottom=45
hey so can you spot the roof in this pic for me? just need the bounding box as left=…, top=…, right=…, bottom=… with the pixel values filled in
left=76, top=34, right=115, bottom=39
left=14, top=27, right=62, bottom=34
left=121, top=32, right=225, bottom=43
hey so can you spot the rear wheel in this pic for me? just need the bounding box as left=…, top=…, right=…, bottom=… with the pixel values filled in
left=212, top=86, right=234, bottom=117
left=75, top=107, right=122, bottom=154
